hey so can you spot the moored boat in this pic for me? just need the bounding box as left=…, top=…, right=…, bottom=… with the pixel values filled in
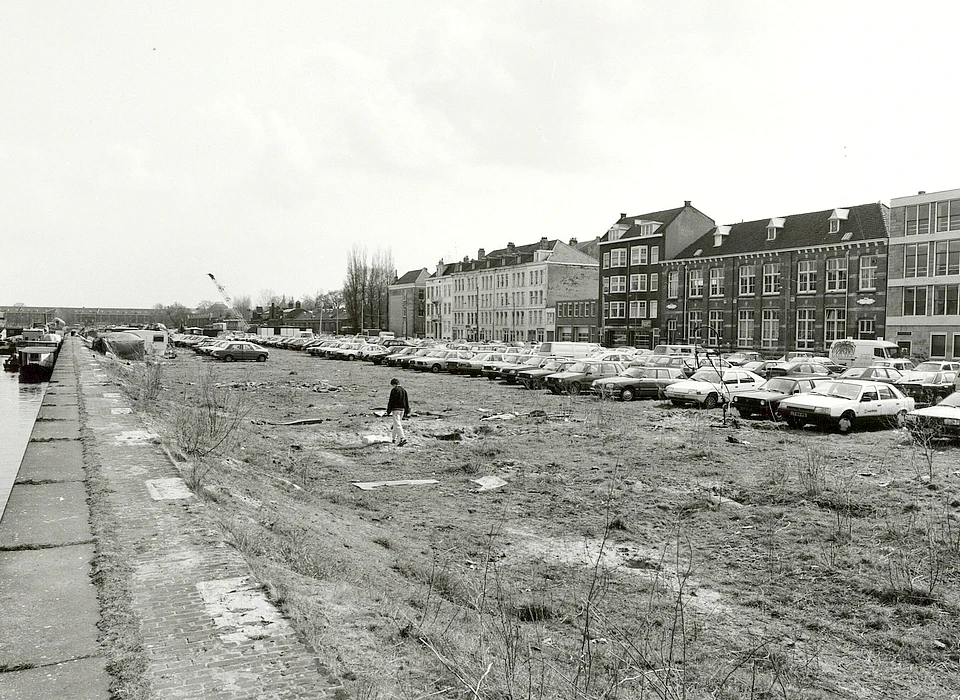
left=17, top=346, right=57, bottom=382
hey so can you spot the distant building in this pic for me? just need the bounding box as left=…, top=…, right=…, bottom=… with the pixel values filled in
left=389, top=268, right=429, bottom=338
left=0, top=305, right=157, bottom=329
left=554, top=298, right=599, bottom=343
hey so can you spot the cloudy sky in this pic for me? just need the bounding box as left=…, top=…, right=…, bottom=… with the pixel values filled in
left=2, top=1, right=958, bottom=309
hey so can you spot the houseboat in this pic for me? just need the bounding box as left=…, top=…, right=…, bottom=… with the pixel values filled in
left=17, top=346, right=57, bottom=382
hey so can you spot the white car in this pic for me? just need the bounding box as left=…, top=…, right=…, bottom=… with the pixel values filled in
left=905, top=391, right=960, bottom=441
left=663, top=368, right=765, bottom=408
left=777, top=379, right=915, bottom=434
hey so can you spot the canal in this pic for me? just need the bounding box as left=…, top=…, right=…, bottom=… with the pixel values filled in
left=0, top=372, right=45, bottom=516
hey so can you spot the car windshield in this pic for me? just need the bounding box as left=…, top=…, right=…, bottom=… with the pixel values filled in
left=690, top=370, right=722, bottom=383
left=839, top=368, right=866, bottom=378
left=566, top=362, right=590, bottom=373
left=761, top=378, right=798, bottom=393
left=522, top=356, right=544, bottom=366
left=541, top=359, right=568, bottom=371
left=811, top=381, right=862, bottom=400
left=937, top=392, right=960, bottom=407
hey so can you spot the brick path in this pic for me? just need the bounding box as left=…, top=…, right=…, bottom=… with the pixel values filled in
left=76, top=339, right=345, bottom=698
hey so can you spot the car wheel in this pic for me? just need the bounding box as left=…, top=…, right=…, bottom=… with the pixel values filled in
left=620, top=387, right=635, bottom=402
left=703, top=393, right=718, bottom=409
left=838, top=411, right=855, bottom=434
left=347, top=354, right=356, bottom=361
left=568, top=382, right=582, bottom=396
left=430, top=364, right=441, bottom=373
left=895, top=410, right=907, bottom=428
left=223, top=354, right=235, bottom=362
left=256, top=355, right=267, bottom=362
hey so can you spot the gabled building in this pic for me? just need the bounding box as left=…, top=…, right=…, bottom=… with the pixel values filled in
left=662, top=202, right=890, bottom=355
left=598, top=202, right=716, bottom=348
left=424, top=237, right=599, bottom=342
left=388, top=268, right=429, bottom=338
left=885, top=187, right=960, bottom=360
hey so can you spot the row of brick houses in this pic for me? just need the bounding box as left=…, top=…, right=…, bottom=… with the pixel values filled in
left=388, top=186, right=960, bottom=360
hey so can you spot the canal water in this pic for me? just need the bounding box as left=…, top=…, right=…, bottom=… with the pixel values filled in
left=0, top=372, right=45, bottom=516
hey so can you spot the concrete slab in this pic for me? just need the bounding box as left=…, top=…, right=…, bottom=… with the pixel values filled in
left=28, top=422, right=82, bottom=441
left=16, top=441, right=86, bottom=483
left=0, top=657, right=109, bottom=700
left=0, top=483, right=93, bottom=547
left=37, top=404, right=80, bottom=421
left=0, top=544, right=101, bottom=668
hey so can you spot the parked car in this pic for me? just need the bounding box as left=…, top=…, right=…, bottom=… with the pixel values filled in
left=480, top=353, right=531, bottom=380
left=742, top=360, right=784, bottom=376
left=544, top=360, right=626, bottom=395
left=894, top=371, right=959, bottom=407
left=410, top=349, right=476, bottom=373
left=591, top=366, right=687, bottom=401
left=664, top=368, right=765, bottom=408
left=397, top=348, right=440, bottom=369
left=723, top=351, right=765, bottom=366
left=499, top=355, right=554, bottom=384
left=776, top=380, right=915, bottom=433
left=910, top=361, right=960, bottom=373
left=449, top=352, right=505, bottom=376
left=326, top=342, right=365, bottom=361
left=764, top=360, right=836, bottom=379
left=871, top=358, right=916, bottom=372
left=518, top=358, right=577, bottom=389
left=904, top=391, right=960, bottom=441
left=836, top=366, right=904, bottom=384
left=209, top=341, right=269, bottom=362
left=731, top=376, right=830, bottom=420
left=382, top=346, right=421, bottom=366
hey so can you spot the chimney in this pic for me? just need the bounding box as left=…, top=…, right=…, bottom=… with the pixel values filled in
left=436, top=258, right=444, bottom=275
left=684, top=200, right=691, bottom=207
left=540, top=236, right=549, bottom=248
left=463, top=255, right=469, bottom=263
left=918, top=191, right=926, bottom=195
left=507, top=242, right=515, bottom=251
left=478, top=248, right=485, bottom=259
left=295, top=300, right=301, bottom=309
left=569, top=237, right=578, bottom=246
left=620, top=212, right=627, bottom=219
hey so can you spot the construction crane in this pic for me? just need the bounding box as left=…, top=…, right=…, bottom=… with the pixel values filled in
left=206, top=273, right=246, bottom=327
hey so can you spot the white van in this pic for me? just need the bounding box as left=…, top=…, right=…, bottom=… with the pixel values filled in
left=828, top=339, right=901, bottom=368
left=537, top=341, right=602, bottom=359
left=651, top=344, right=718, bottom=358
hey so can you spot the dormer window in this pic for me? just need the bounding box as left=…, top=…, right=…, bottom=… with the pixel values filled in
left=713, top=224, right=731, bottom=248
left=828, top=208, right=849, bottom=234
left=829, top=219, right=840, bottom=234
left=766, top=217, right=785, bottom=242
left=767, top=227, right=777, bottom=241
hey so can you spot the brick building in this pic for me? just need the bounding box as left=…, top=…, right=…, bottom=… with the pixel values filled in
left=388, top=268, right=429, bottom=338
left=884, top=187, right=960, bottom=360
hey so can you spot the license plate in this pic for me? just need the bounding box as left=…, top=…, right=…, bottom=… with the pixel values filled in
left=793, top=411, right=810, bottom=419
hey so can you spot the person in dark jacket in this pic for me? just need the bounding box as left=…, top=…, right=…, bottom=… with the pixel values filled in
left=386, top=377, right=410, bottom=446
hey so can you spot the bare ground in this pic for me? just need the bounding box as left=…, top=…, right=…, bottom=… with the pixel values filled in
left=109, top=347, right=960, bottom=699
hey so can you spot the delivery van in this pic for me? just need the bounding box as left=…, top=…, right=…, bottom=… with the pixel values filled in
left=537, top=341, right=602, bottom=359
left=828, top=338, right=901, bottom=368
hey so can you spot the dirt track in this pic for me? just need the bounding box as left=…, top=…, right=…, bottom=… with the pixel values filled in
left=127, top=345, right=960, bottom=699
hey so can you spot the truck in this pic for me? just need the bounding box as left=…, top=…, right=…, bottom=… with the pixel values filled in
left=828, top=338, right=901, bottom=369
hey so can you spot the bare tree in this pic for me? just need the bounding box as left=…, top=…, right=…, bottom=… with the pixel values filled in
left=343, top=246, right=369, bottom=332
left=232, top=294, right=252, bottom=320
left=257, top=288, right=279, bottom=308
left=369, top=249, right=395, bottom=330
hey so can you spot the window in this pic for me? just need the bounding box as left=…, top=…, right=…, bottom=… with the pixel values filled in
left=709, top=268, right=725, bottom=297
left=859, top=255, right=877, bottom=291
left=650, top=247, right=660, bottom=264
left=631, top=246, right=648, bottom=265
left=610, top=248, right=627, bottom=267
left=687, top=311, right=702, bottom=342
left=762, top=263, right=781, bottom=295
left=689, top=269, right=704, bottom=297
left=905, top=203, right=932, bottom=235
left=738, top=309, right=754, bottom=347
left=649, top=300, right=658, bottom=318
left=667, top=270, right=679, bottom=298
left=904, top=243, right=929, bottom=278
left=930, top=333, right=947, bottom=358
left=826, top=257, right=848, bottom=292
left=629, top=274, right=646, bottom=292
left=932, top=284, right=960, bottom=315
left=953, top=333, right=960, bottom=360
left=602, top=252, right=610, bottom=269
left=936, top=198, right=960, bottom=232
left=824, top=308, right=846, bottom=343
left=629, top=300, right=647, bottom=318
left=796, top=308, right=816, bottom=349
left=797, top=260, right=816, bottom=293
left=829, top=219, right=840, bottom=234
left=761, top=309, right=779, bottom=349
left=610, top=276, right=627, bottom=293
left=934, top=240, right=960, bottom=276
left=859, top=317, right=876, bottom=339
left=767, top=227, right=777, bottom=241
left=609, top=301, right=626, bottom=319
left=903, top=286, right=927, bottom=315
left=602, top=277, right=609, bottom=294
left=639, top=222, right=657, bottom=235
left=650, top=273, right=659, bottom=292
left=739, top=265, right=756, bottom=296
left=709, top=310, right=723, bottom=343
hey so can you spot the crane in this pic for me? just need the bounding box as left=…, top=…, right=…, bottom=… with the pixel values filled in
left=206, top=273, right=246, bottom=327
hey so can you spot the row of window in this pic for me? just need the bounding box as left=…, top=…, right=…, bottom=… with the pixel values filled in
left=603, top=273, right=661, bottom=294
left=604, top=300, right=660, bottom=320
left=903, top=198, right=960, bottom=236
left=671, top=309, right=876, bottom=350
left=602, top=245, right=661, bottom=268
left=664, top=256, right=878, bottom=298
left=901, top=240, right=960, bottom=277
left=556, top=301, right=598, bottom=319
left=902, top=284, right=960, bottom=316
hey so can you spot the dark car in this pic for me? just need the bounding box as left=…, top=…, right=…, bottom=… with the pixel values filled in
left=545, top=360, right=626, bottom=395
left=480, top=353, right=530, bottom=380
left=499, top=355, right=552, bottom=384
left=382, top=346, right=421, bottom=367
left=731, top=376, right=829, bottom=420
left=765, top=361, right=835, bottom=379
left=518, top=358, right=577, bottom=389
left=591, top=366, right=686, bottom=401
left=895, top=371, right=959, bottom=407
left=209, top=341, right=269, bottom=363
left=836, top=366, right=904, bottom=384
left=449, top=352, right=505, bottom=376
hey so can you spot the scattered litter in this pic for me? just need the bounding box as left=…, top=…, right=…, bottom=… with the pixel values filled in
left=482, top=413, right=517, bottom=421
left=352, top=479, right=440, bottom=490
left=471, top=475, right=508, bottom=492
left=706, top=494, right=743, bottom=509
left=726, top=436, right=750, bottom=445
left=528, top=409, right=547, bottom=418
left=362, top=435, right=393, bottom=445
left=252, top=417, right=325, bottom=426
left=858, top=471, right=876, bottom=477
left=436, top=431, right=464, bottom=441
left=372, top=410, right=387, bottom=417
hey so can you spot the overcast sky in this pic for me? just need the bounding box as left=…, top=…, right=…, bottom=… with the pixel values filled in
left=2, top=1, right=957, bottom=309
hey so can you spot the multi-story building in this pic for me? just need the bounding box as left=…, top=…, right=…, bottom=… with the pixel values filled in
left=0, top=305, right=158, bottom=330
left=425, top=238, right=598, bottom=342
left=554, top=298, right=599, bottom=343
left=388, top=268, right=429, bottom=338
left=662, top=202, right=890, bottom=355
left=885, top=187, right=960, bottom=360
left=598, top=202, right=716, bottom=348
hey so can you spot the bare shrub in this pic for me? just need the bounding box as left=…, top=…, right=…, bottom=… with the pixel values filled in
left=875, top=510, right=959, bottom=604
left=795, top=444, right=827, bottom=498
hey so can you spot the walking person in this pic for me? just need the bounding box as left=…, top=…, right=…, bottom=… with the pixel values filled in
left=386, top=377, right=410, bottom=446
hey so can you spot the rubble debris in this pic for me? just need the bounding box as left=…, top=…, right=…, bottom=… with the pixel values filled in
left=726, top=435, right=750, bottom=445
left=352, top=479, right=440, bottom=490
left=481, top=412, right=517, bottom=421
left=362, top=435, right=393, bottom=445
left=471, top=475, right=508, bottom=492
